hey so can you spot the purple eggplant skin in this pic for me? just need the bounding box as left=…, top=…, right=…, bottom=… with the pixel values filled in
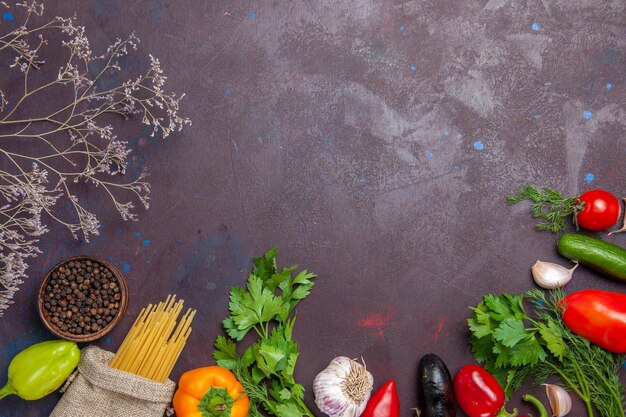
left=417, top=353, right=457, bottom=417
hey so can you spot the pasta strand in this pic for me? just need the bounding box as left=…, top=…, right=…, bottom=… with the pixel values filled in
left=110, top=295, right=195, bottom=382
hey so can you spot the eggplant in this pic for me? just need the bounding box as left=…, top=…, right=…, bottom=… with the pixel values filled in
left=417, top=353, right=457, bottom=417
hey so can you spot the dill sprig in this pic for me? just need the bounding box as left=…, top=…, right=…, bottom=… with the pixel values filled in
left=507, top=185, right=582, bottom=233
left=232, top=366, right=275, bottom=417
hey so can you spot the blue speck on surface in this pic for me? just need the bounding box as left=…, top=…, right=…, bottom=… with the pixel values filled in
left=409, top=65, right=417, bottom=71
left=534, top=299, right=544, bottom=307
left=443, top=130, right=449, bottom=137
left=359, top=177, right=366, bottom=184
left=425, top=151, right=433, bottom=158
left=400, top=25, right=405, bottom=31
left=123, top=264, right=131, bottom=271
left=135, top=232, right=142, bottom=237
left=225, top=88, right=233, bottom=97
left=473, top=141, right=485, bottom=151
left=534, top=114, right=541, bottom=119
left=146, top=260, right=152, bottom=264
left=248, top=11, right=256, bottom=20
left=606, top=83, right=613, bottom=90
left=3, top=11, right=14, bottom=21
left=584, top=173, right=595, bottom=184
left=142, top=239, right=151, bottom=247
left=532, top=22, right=540, bottom=31
left=583, top=110, right=593, bottom=120
left=105, top=338, right=111, bottom=344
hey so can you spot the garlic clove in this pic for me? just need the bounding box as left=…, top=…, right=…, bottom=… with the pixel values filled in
left=531, top=260, right=577, bottom=289
left=544, top=383, right=572, bottom=417
left=608, top=198, right=626, bottom=236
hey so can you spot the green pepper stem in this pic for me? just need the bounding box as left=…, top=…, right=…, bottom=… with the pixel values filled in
left=0, top=383, right=15, bottom=399
left=204, top=395, right=227, bottom=415
left=496, top=406, right=518, bottom=417
left=522, top=394, right=548, bottom=417
left=198, top=387, right=234, bottom=417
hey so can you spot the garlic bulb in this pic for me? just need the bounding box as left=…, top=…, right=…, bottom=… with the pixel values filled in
left=313, top=357, right=374, bottom=417
left=544, top=383, right=572, bottom=416
left=531, top=260, right=578, bottom=289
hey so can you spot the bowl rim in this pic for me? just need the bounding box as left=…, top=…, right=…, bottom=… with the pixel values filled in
left=38, top=255, right=129, bottom=343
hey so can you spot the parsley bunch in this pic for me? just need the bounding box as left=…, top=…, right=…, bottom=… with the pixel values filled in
left=468, top=289, right=625, bottom=417
left=213, top=248, right=316, bottom=417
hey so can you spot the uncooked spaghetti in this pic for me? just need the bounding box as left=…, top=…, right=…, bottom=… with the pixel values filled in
left=110, top=295, right=195, bottom=382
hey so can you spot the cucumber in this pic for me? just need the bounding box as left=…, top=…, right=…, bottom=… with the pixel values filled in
left=557, top=233, right=626, bottom=282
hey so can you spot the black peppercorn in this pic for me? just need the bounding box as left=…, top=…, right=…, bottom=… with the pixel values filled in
left=44, top=259, right=121, bottom=336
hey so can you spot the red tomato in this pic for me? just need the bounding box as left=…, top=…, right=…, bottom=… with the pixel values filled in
left=453, top=365, right=504, bottom=417
left=576, top=190, right=621, bottom=231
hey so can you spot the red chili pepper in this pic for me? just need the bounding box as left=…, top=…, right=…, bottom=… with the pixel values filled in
left=361, top=380, right=399, bottom=417
left=562, top=289, right=626, bottom=353
left=453, top=365, right=517, bottom=417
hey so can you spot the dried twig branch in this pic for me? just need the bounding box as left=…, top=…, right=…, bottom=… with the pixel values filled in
left=0, top=1, right=191, bottom=316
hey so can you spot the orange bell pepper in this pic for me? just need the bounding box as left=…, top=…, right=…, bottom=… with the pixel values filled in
left=173, top=366, right=249, bottom=417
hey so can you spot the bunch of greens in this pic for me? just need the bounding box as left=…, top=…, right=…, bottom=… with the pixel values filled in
left=468, top=289, right=625, bottom=417
left=213, top=248, right=316, bottom=417
left=507, top=185, right=580, bottom=233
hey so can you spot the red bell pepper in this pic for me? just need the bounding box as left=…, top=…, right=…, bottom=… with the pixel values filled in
left=361, top=380, right=399, bottom=417
left=562, top=289, right=626, bottom=353
left=453, top=365, right=517, bottom=417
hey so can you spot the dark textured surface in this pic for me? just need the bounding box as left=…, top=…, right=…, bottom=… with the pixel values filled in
left=1, top=0, right=626, bottom=416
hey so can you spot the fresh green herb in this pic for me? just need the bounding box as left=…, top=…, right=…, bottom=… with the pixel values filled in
left=507, top=185, right=582, bottom=233
left=213, top=248, right=316, bottom=417
left=468, top=289, right=625, bottom=417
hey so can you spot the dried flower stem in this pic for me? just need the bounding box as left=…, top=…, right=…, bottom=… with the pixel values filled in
left=0, top=1, right=191, bottom=316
